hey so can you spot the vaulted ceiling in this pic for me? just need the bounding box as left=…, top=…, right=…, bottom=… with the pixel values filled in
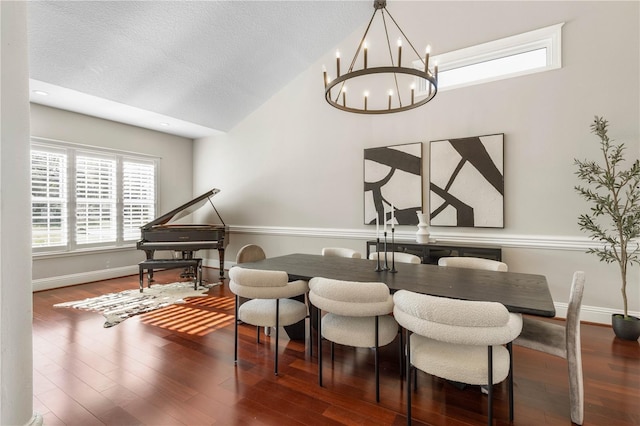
left=27, top=1, right=370, bottom=138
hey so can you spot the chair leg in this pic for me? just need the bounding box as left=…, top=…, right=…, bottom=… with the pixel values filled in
left=406, top=329, right=412, bottom=426
left=318, top=308, right=323, bottom=387
left=274, top=299, right=280, bottom=376
left=508, top=341, right=514, bottom=422
left=234, top=295, right=239, bottom=364
left=567, top=344, right=584, bottom=425
left=399, top=327, right=404, bottom=378
left=256, top=326, right=260, bottom=343
left=487, top=346, right=494, bottom=426
left=375, top=316, right=380, bottom=402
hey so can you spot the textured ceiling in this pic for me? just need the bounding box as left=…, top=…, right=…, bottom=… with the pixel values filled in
left=27, top=1, right=371, bottom=137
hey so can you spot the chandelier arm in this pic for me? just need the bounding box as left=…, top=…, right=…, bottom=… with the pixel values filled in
left=334, top=7, right=380, bottom=104
left=348, top=8, right=379, bottom=73
left=384, top=7, right=425, bottom=68
left=381, top=9, right=396, bottom=70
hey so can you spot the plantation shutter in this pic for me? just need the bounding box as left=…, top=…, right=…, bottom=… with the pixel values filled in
left=31, top=148, right=68, bottom=248
left=123, top=159, right=156, bottom=241
left=75, top=154, right=117, bottom=244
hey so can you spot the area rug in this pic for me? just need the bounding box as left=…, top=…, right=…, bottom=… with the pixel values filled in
left=54, top=282, right=216, bottom=328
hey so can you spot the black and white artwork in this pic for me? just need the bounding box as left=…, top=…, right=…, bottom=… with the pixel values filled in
left=429, top=134, right=504, bottom=228
left=364, top=142, right=422, bottom=226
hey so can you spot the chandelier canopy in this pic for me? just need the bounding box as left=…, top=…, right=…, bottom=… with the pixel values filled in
left=323, top=0, right=437, bottom=114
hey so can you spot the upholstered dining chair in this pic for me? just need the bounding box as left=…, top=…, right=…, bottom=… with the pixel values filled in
left=229, top=266, right=309, bottom=376
left=514, top=271, right=585, bottom=425
left=321, top=247, right=362, bottom=258
left=438, top=256, right=508, bottom=272
left=368, top=251, right=421, bottom=264
left=236, top=244, right=266, bottom=264
left=308, top=277, right=398, bottom=402
left=393, top=290, right=523, bottom=425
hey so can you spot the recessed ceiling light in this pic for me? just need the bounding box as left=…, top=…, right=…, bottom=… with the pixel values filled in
left=159, top=122, right=170, bottom=127
left=33, top=90, right=49, bottom=96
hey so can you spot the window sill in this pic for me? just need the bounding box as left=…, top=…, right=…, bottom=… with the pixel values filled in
left=32, top=244, right=138, bottom=260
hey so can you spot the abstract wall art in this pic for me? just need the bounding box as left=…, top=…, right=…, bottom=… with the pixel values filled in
left=364, top=142, right=422, bottom=227
left=429, top=134, right=504, bottom=228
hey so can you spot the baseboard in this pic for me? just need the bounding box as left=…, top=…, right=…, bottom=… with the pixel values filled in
left=554, top=302, right=639, bottom=325
left=25, top=412, right=44, bottom=426
left=32, top=265, right=139, bottom=292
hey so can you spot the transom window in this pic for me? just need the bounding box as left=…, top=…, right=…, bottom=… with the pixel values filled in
left=31, top=138, right=158, bottom=253
left=415, top=23, right=563, bottom=93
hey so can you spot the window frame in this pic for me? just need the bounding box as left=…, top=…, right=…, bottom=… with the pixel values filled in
left=415, top=22, right=564, bottom=93
left=31, top=137, right=159, bottom=255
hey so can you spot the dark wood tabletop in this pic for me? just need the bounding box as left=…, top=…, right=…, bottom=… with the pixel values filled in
left=238, top=253, right=556, bottom=317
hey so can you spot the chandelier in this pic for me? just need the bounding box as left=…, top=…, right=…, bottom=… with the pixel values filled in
left=323, top=0, right=437, bottom=114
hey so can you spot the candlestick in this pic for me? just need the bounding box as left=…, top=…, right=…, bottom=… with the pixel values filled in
left=374, top=237, right=382, bottom=272
left=383, top=205, right=387, bottom=233
left=397, top=38, right=402, bottom=67
left=364, top=41, right=368, bottom=69
left=323, top=66, right=327, bottom=88
left=383, top=231, right=389, bottom=270
left=364, top=91, right=368, bottom=111
left=391, top=203, right=395, bottom=228
left=342, top=87, right=346, bottom=107
left=390, top=228, right=397, bottom=273
left=411, top=83, right=415, bottom=104
left=388, top=90, right=392, bottom=110
left=425, top=45, right=431, bottom=73
left=376, top=214, right=379, bottom=239
left=336, top=50, right=341, bottom=77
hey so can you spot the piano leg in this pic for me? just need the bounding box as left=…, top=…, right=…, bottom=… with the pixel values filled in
left=144, top=250, right=155, bottom=283
left=218, top=248, right=226, bottom=278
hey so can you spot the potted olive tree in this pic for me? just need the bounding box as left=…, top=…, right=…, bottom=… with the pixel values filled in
left=574, top=116, right=640, bottom=341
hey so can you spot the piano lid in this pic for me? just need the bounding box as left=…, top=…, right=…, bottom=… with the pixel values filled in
left=141, top=188, right=220, bottom=230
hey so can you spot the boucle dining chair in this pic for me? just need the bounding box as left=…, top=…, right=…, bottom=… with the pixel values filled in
left=514, top=271, right=585, bottom=425
left=368, top=251, right=421, bottom=264
left=236, top=244, right=266, bottom=264
left=321, top=247, right=362, bottom=258
left=438, top=256, right=508, bottom=272
left=229, top=266, right=309, bottom=376
left=393, top=290, right=523, bottom=425
left=308, top=277, right=398, bottom=402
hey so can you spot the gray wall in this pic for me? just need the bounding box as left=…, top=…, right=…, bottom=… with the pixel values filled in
left=30, top=104, right=195, bottom=289
left=193, top=1, right=640, bottom=324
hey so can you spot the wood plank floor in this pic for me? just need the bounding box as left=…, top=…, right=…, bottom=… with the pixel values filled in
left=33, top=268, right=640, bottom=425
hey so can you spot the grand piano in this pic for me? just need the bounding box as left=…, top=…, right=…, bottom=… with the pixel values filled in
left=136, top=188, right=229, bottom=278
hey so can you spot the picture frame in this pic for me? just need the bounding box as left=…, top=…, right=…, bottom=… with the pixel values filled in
left=364, top=142, right=423, bottom=226
left=429, top=134, right=504, bottom=228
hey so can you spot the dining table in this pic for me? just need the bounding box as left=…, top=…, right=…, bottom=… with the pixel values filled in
left=237, top=253, right=556, bottom=317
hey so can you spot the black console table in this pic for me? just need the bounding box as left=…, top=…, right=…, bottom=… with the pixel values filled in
left=366, top=239, right=502, bottom=264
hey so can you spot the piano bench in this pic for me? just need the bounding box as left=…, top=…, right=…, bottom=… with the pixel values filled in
left=138, top=258, right=203, bottom=292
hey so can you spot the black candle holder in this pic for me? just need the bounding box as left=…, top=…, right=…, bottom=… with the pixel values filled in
left=390, top=228, right=397, bottom=273
left=383, top=231, right=389, bottom=270
left=374, top=237, right=383, bottom=271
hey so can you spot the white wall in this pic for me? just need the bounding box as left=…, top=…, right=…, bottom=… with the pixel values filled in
left=30, top=104, right=195, bottom=289
left=193, top=1, right=640, bottom=324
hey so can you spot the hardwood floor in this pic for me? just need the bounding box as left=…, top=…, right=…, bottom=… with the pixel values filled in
left=33, top=268, right=639, bottom=425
